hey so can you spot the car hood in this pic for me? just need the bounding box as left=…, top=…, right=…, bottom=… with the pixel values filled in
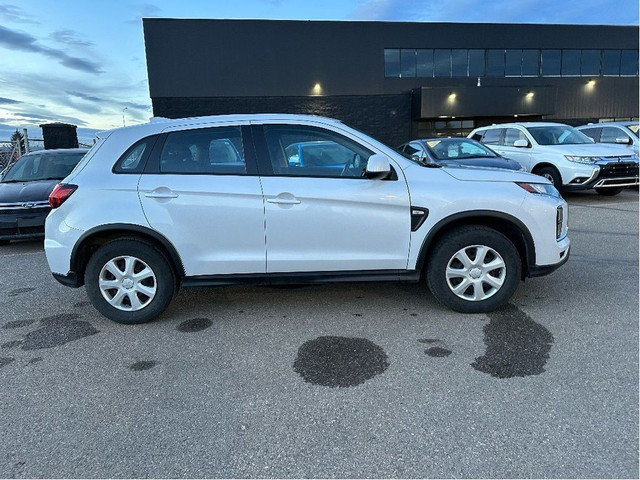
left=440, top=165, right=546, bottom=184
left=541, top=143, right=635, bottom=158
left=438, top=157, right=522, bottom=170
left=0, top=180, right=58, bottom=204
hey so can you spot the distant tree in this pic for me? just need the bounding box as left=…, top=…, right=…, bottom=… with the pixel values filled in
left=10, top=129, right=26, bottom=154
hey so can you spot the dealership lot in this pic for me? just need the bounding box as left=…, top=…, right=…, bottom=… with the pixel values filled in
left=0, top=190, right=637, bottom=478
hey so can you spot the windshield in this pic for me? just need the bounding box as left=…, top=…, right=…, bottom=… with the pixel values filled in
left=425, top=139, right=498, bottom=160
left=625, top=124, right=639, bottom=138
left=2, top=152, right=86, bottom=183
left=526, top=126, right=594, bottom=145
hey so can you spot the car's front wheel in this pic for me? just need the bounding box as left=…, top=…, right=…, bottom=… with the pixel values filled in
left=426, top=226, right=521, bottom=313
left=85, top=239, right=176, bottom=324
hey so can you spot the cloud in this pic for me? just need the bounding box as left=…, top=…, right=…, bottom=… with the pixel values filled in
left=66, top=91, right=104, bottom=103
left=0, top=97, right=21, bottom=105
left=0, top=25, right=103, bottom=74
left=348, top=0, right=638, bottom=24
left=127, top=3, right=163, bottom=24
left=49, top=30, right=93, bottom=47
left=0, top=4, right=39, bottom=24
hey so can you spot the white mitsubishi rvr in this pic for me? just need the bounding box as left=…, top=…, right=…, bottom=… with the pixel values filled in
left=44, top=114, right=570, bottom=324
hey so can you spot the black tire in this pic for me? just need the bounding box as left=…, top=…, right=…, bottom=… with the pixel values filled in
left=85, top=239, right=176, bottom=324
left=426, top=226, right=522, bottom=313
left=595, top=187, right=624, bottom=196
left=537, top=166, right=563, bottom=191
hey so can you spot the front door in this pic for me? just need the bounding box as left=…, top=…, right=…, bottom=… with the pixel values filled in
left=254, top=123, right=411, bottom=273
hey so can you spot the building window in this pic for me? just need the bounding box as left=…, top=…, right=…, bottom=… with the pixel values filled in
left=522, top=49, right=539, bottom=76
left=541, top=49, right=561, bottom=76
left=451, top=49, right=467, bottom=77
left=505, top=49, right=522, bottom=76
left=486, top=49, right=505, bottom=77
left=383, top=48, right=638, bottom=79
left=468, top=49, right=485, bottom=76
left=620, top=50, right=639, bottom=76
left=561, top=49, right=581, bottom=76
left=602, top=50, right=621, bottom=76
left=581, top=50, right=601, bottom=76
left=417, top=49, right=434, bottom=77
left=384, top=49, right=401, bottom=77
left=401, top=49, right=417, bottom=77
left=434, top=49, right=451, bottom=77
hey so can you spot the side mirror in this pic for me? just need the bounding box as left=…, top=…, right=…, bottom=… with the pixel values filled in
left=365, top=154, right=391, bottom=180
left=513, top=139, right=529, bottom=148
left=615, top=137, right=632, bottom=145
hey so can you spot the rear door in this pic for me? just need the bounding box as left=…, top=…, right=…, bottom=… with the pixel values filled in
left=252, top=122, right=412, bottom=273
left=138, top=123, right=266, bottom=276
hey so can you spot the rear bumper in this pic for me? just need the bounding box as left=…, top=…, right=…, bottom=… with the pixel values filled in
left=52, top=271, right=83, bottom=288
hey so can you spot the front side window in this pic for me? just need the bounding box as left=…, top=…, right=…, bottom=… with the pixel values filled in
left=526, top=126, right=593, bottom=145
left=160, top=127, right=246, bottom=174
left=264, top=125, right=373, bottom=178
left=600, top=127, right=629, bottom=143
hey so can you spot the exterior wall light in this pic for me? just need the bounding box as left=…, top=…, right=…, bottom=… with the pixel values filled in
left=312, top=83, right=322, bottom=95
left=587, top=79, right=596, bottom=87
left=448, top=92, right=457, bottom=100
left=526, top=91, right=534, bottom=98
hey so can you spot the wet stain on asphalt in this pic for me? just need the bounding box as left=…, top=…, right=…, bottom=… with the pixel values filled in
left=471, top=304, right=553, bottom=378
left=176, top=318, right=213, bottom=333
left=0, top=357, right=15, bottom=368
left=418, top=338, right=440, bottom=344
left=294, top=336, right=389, bottom=388
left=8, top=287, right=35, bottom=297
left=130, top=361, right=158, bottom=371
left=21, top=313, right=99, bottom=350
left=425, top=347, right=452, bottom=357
left=73, top=301, right=91, bottom=308
left=2, top=340, right=22, bottom=349
left=3, top=319, right=37, bottom=329
left=28, top=357, right=43, bottom=364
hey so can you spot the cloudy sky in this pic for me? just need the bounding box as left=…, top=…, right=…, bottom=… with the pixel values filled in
left=0, top=0, right=638, bottom=138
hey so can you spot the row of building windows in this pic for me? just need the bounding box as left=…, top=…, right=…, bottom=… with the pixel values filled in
left=384, top=48, right=639, bottom=78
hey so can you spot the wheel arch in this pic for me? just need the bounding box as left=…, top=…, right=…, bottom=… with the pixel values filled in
left=70, top=224, right=185, bottom=285
left=531, top=162, right=562, bottom=179
left=416, top=211, right=535, bottom=280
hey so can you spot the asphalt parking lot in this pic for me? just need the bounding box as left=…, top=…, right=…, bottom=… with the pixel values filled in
left=0, top=190, right=638, bottom=478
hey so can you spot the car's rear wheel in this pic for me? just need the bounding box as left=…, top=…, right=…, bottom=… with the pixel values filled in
left=426, top=226, right=521, bottom=313
left=595, top=187, right=624, bottom=196
left=85, top=239, right=176, bottom=324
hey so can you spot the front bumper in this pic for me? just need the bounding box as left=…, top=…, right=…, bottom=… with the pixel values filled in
left=0, top=206, right=50, bottom=240
left=529, top=246, right=570, bottom=277
left=563, top=160, right=639, bottom=191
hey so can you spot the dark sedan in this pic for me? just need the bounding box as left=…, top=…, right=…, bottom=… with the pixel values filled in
left=0, top=148, right=88, bottom=245
left=398, top=138, right=524, bottom=171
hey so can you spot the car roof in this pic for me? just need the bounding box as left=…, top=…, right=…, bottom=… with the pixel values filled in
left=475, top=122, right=570, bottom=130
left=97, top=113, right=345, bottom=138
left=21, top=148, right=89, bottom=156
left=576, top=122, right=637, bottom=128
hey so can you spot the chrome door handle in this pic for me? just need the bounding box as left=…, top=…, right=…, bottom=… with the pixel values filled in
left=145, top=190, right=179, bottom=199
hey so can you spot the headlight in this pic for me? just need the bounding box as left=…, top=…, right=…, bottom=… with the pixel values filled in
left=516, top=182, right=560, bottom=197
left=565, top=155, right=599, bottom=164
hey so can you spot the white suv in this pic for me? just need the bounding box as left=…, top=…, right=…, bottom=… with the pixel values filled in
left=469, top=122, right=639, bottom=196
left=45, top=114, right=570, bottom=324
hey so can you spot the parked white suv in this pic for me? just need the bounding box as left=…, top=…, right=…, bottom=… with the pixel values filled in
left=45, top=114, right=570, bottom=324
left=469, top=122, right=639, bottom=196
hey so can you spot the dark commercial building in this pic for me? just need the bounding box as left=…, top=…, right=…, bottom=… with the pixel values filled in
left=143, top=19, right=639, bottom=146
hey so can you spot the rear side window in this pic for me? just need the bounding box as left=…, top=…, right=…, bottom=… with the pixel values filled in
left=578, top=127, right=600, bottom=142
left=114, top=136, right=157, bottom=173
left=503, top=128, right=527, bottom=146
left=160, top=127, right=246, bottom=174
left=479, top=129, right=502, bottom=145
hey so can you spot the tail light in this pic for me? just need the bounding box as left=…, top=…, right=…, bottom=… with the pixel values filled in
left=49, top=184, right=78, bottom=208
